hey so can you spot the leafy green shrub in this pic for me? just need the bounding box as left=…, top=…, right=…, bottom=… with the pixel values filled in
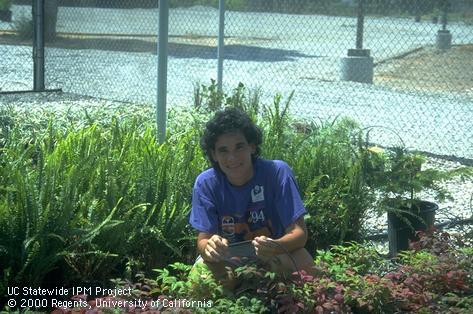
left=0, top=109, right=206, bottom=295
left=312, top=230, right=473, bottom=313
left=368, top=146, right=471, bottom=212
left=193, top=80, right=261, bottom=119
left=315, top=242, right=391, bottom=279
left=299, top=120, right=375, bottom=252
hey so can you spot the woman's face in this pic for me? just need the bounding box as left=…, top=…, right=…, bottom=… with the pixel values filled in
left=211, top=131, right=256, bottom=186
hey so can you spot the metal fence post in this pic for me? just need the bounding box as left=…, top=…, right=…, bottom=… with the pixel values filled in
left=340, top=0, right=373, bottom=84
left=157, top=0, right=169, bottom=144
left=436, top=0, right=452, bottom=50
left=33, top=0, right=45, bottom=91
left=217, top=0, right=225, bottom=96
left=441, top=0, right=448, bottom=31
left=356, top=0, right=364, bottom=49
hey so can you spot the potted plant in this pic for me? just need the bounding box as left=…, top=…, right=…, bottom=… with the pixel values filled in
left=0, top=0, right=12, bottom=22
left=364, top=146, right=470, bottom=256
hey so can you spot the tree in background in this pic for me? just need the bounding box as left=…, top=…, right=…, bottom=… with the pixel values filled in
left=398, top=0, right=437, bottom=15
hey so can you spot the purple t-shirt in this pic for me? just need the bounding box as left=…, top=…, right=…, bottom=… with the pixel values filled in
left=189, top=159, right=306, bottom=243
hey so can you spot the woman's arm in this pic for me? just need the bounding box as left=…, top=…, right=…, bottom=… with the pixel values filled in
left=252, top=216, right=308, bottom=259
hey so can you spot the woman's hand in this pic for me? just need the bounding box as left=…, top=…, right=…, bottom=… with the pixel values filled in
left=252, top=236, right=282, bottom=262
left=202, top=234, right=229, bottom=263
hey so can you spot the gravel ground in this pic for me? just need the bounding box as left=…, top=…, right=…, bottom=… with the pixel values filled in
left=2, top=5, right=473, bottom=159
left=1, top=42, right=472, bottom=159
left=1, top=91, right=472, bottom=242
left=376, top=44, right=473, bottom=94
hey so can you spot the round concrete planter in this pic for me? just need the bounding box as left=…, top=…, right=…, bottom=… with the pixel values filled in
left=340, top=49, right=373, bottom=84
left=436, top=30, right=452, bottom=50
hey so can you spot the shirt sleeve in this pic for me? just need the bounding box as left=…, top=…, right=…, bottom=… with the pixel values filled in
left=274, top=161, right=306, bottom=231
left=189, top=177, right=219, bottom=234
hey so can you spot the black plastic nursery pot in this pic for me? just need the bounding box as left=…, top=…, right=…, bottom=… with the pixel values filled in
left=387, top=200, right=438, bottom=257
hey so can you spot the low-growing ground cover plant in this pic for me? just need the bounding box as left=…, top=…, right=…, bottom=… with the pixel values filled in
left=47, top=229, right=472, bottom=313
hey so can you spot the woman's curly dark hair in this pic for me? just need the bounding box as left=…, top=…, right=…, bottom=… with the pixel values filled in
left=201, top=107, right=263, bottom=170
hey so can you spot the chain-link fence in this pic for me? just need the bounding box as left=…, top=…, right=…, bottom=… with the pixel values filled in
left=0, top=0, right=34, bottom=91
left=1, top=0, right=472, bottom=159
